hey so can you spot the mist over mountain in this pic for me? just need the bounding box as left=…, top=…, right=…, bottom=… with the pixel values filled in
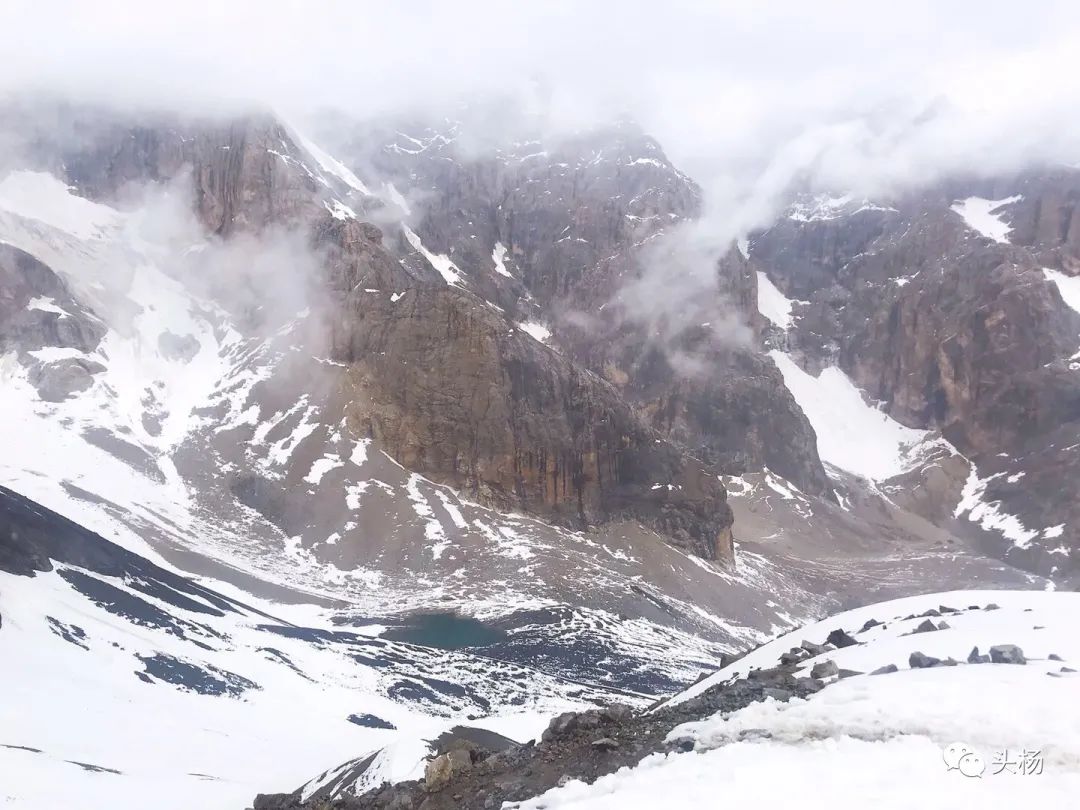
left=1, top=3, right=1079, bottom=809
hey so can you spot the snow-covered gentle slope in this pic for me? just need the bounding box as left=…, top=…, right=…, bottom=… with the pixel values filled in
left=522, top=590, right=1080, bottom=810
left=951, top=196, right=1021, bottom=243
left=769, top=351, right=944, bottom=481
left=0, top=505, right=612, bottom=810
left=756, top=271, right=795, bottom=329
left=664, top=589, right=1077, bottom=707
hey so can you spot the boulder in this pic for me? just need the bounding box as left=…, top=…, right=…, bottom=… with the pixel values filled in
left=424, top=749, right=472, bottom=792
left=826, top=629, right=858, bottom=648
left=810, top=660, right=839, bottom=679
left=909, top=651, right=942, bottom=669
left=599, top=703, right=634, bottom=724
left=989, top=645, right=1026, bottom=665
left=780, top=648, right=809, bottom=665
left=719, top=651, right=745, bottom=668
left=801, top=640, right=828, bottom=657
left=870, top=664, right=899, bottom=675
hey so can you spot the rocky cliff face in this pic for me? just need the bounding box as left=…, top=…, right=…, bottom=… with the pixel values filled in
left=0, top=102, right=739, bottom=564
left=751, top=185, right=1080, bottom=578
left=327, top=118, right=833, bottom=498
left=8, top=103, right=357, bottom=236
left=332, top=285, right=732, bottom=559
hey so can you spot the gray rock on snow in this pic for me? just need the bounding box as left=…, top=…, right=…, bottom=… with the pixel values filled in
left=780, top=648, right=809, bottom=665
left=719, top=651, right=745, bottom=668
left=989, top=645, right=1026, bottom=665
left=870, top=664, right=899, bottom=675
left=801, top=640, right=828, bottom=657
left=967, top=646, right=991, bottom=664
left=810, top=660, right=839, bottom=679
left=27, top=357, right=106, bottom=401
left=826, top=628, right=858, bottom=648
left=909, top=651, right=942, bottom=668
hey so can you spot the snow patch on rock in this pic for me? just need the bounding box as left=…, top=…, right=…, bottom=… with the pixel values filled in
left=769, top=351, right=934, bottom=481
left=1043, top=267, right=1080, bottom=314
left=951, top=195, right=1021, bottom=243
left=402, top=225, right=462, bottom=286
left=517, top=322, right=551, bottom=343
left=954, top=468, right=1039, bottom=549
left=756, top=272, right=796, bottom=330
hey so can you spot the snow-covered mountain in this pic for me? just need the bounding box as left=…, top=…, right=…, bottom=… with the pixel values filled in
left=0, top=99, right=1073, bottom=810
left=752, top=180, right=1080, bottom=581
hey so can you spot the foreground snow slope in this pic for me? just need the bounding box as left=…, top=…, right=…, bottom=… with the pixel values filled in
left=517, top=590, right=1080, bottom=810
left=0, top=489, right=616, bottom=810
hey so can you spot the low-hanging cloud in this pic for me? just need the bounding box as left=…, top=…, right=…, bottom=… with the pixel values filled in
left=5, top=0, right=1080, bottom=345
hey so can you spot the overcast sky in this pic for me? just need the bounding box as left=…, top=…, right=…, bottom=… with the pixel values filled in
left=5, top=0, right=1080, bottom=236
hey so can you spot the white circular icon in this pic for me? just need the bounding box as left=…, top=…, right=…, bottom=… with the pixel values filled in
left=943, top=742, right=976, bottom=771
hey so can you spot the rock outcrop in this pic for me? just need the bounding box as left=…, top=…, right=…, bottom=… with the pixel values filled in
left=0, top=243, right=107, bottom=400
left=333, top=285, right=734, bottom=560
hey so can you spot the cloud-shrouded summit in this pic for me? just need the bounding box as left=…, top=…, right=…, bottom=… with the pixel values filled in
left=5, top=1, right=1080, bottom=192
left=7, top=0, right=1080, bottom=330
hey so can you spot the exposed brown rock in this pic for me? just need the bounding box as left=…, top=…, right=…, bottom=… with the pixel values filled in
left=332, top=285, right=734, bottom=560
